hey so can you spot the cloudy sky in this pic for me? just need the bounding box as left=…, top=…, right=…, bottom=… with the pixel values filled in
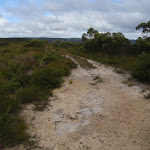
left=0, top=0, right=149, bottom=39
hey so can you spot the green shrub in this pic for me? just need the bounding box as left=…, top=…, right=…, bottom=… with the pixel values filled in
left=2, top=60, right=32, bottom=80
left=0, top=40, right=78, bottom=148
left=33, top=99, right=49, bottom=111
left=2, top=63, right=23, bottom=80
left=42, top=54, right=56, bottom=64
left=0, top=72, right=4, bottom=83
left=135, top=37, right=150, bottom=54
left=0, top=95, right=21, bottom=113
left=17, top=86, right=44, bottom=103
left=132, top=53, right=150, bottom=82
left=0, top=40, right=9, bottom=46
left=20, top=48, right=29, bottom=53
left=32, top=65, right=63, bottom=89
left=65, top=59, right=77, bottom=69
left=0, top=115, right=28, bottom=147
left=25, top=39, right=47, bottom=48
left=1, top=81, right=21, bottom=94
left=15, top=73, right=31, bottom=87
left=1, top=49, right=11, bottom=53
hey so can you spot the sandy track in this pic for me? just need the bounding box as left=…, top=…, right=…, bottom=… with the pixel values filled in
left=6, top=58, right=150, bottom=150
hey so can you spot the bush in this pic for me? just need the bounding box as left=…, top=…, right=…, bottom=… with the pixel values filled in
left=65, top=59, right=77, bottom=69
left=0, top=95, right=21, bottom=113
left=0, top=40, right=77, bottom=147
left=15, top=73, right=31, bottom=87
left=42, top=54, right=56, bottom=64
left=0, top=115, right=28, bottom=147
left=135, top=37, right=150, bottom=54
left=25, top=39, right=47, bottom=48
left=1, top=49, right=11, bottom=53
left=1, top=81, right=21, bottom=94
left=32, top=65, right=63, bottom=89
left=17, top=86, right=45, bottom=103
left=0, top=40, right=9, bottom=46
left=0, top=72, right=3, bottom=83
left=2, top=63, right=24, bottom=80
left=132, top=53, right=150, bottom=82
left=2, top=59, right=32, bottom=80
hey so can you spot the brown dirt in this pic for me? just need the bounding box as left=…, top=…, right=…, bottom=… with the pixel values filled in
left=5, top=58, right=150, bottom=150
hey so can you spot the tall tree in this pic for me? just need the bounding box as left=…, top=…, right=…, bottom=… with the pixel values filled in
left=136, top=21, right=150, bottom=38
left=87, top=27, right=98, bottom=39
left=82, top=33, right=88, bottom=42
left=82, top=27, right=99, bottom=42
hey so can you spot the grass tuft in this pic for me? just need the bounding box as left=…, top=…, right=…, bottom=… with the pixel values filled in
left=72, top=55, right=95, bottom=69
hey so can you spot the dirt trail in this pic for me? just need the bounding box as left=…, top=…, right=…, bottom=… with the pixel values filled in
left=7, top=58, right=150, bottom=150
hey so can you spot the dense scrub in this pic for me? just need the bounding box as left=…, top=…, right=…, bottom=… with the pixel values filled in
left=54, top=28, right=150, bottom=83
left=81, top=28, right=150, bottom=82
left=82, top=29, right=150, bottom=55
left=0, top=39, right=76, bottom=148
left=132, top=53, right=150, bottom=82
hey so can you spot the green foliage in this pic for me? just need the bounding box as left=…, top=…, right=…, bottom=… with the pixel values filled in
left=3, top=64, right=23, bottom=80
left=134, top=37, right=150, bottom=54
left=65, top=59, right=77, bottom=69
left=114, top=69, right=125, bottom=74
left=17, top=86, right=45, bottom=103
left=0, top=115, right=28, bottom=147
left=0, top=72, right=3, bottom=83
left=32, top=54, right=76, bottom=89
left=82, top=27, right=99, bottom=42
left=1, top=80, right=21, bottom=94
left=136, top=21, right=150, bottom=38
left=32, top=65, right=63, bottom=89
left=0, top=95, right=21, bottom=113
left=83, top=29, right=131, bottom=55
left=41, top=54, right=56, bottom=64
left=53, top=40, right=60, bottom=47
left=84, top=39, right=98, bottom=51
left=2, top=62, right=30, bottom=80
left=72, top=55, right=95, bottom=69
left=25, top=39, right=47, bottom=48
left=0, top=40, right=76, bottom=147
left=1, top=49, right=11, bottom=53
left=33, top=99, right=49, bottom=111
left=132, top=53, right=150, bottom=82
left=0, top=40, right=9, bottom=46
left=53, top=41, right=81, bottom=48
left=69, top=80, right=73, bottom=84
left=15, top=73, right=31, bottom=87
left=82, top=33, right=88, bottom=42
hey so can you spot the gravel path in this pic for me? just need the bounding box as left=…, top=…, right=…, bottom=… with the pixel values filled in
left=6, top=58, right=150, bottom=150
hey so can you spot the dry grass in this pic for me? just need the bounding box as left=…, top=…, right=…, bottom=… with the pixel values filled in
left=72, top=55, right=95, bottom=69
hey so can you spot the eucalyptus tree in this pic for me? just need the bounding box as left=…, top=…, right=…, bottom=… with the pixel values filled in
left=82, top=27, right=99, bottom=42
left=136, top=21, right=150, bottom=38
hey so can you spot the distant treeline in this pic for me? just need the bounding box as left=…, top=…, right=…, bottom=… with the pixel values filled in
left=0, top=38, right=82, bottom=43
left=0, top=37, right=136, bottom=43
left=82, top=28, right=150, bottom=55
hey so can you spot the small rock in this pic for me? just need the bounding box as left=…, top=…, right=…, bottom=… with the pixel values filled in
left=69, top=114, right=78, bottom=120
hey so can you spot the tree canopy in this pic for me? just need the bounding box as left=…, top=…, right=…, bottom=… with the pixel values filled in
left=82, top=27, right=99, bottom=42
left=82, top=28, right=131, bottom=55
left=136, top=21, right=150, bottom=38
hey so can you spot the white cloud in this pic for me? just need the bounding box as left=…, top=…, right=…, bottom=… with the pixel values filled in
left=0, top=0, right=150, bottom=39
left=0, top=16, right=9, bottom=28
